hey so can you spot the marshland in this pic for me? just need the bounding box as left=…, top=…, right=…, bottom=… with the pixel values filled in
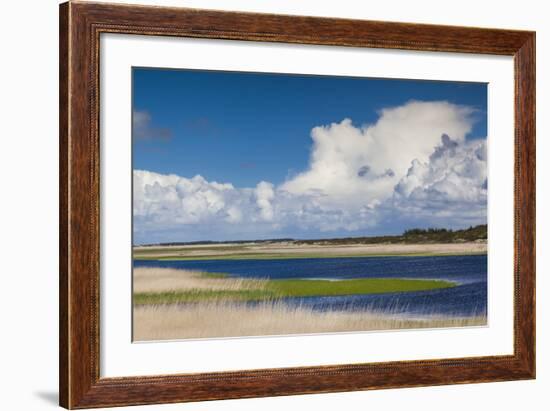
left=133, top=226, right=488, bottom=341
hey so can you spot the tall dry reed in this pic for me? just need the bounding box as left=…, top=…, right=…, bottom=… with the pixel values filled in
left=133, top=267, right=266, bottom=293
left=133, top=301, right=486, bottom=341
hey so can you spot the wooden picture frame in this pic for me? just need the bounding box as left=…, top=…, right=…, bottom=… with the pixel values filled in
left=59, top=1, right=535, bottom=408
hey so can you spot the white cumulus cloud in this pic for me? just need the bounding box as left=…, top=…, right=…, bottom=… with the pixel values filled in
left=281, top=101, right=475, bottom=208
left=391, top=134, right=487, bottom=227
left=255, top=181, right=275, bottom=221
left=133, top=100, right=487, bottom=243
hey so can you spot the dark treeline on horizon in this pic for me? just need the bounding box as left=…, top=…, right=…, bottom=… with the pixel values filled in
left=137, top=224, right=487, bottom=247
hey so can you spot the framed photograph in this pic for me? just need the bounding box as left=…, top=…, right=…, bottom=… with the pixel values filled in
left=59, top=1, right=535, bottom=408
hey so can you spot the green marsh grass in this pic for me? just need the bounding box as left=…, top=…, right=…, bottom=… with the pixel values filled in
left=133, top=277, right=455, bottom=305
left=132, top=266, right=483, bottom=341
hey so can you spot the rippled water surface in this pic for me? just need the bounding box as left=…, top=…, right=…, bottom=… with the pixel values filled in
left=134, top=255, right=487, bottom=317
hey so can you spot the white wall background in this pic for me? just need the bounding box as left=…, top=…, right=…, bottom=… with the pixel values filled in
left=0, top=0, right=546, bottom=410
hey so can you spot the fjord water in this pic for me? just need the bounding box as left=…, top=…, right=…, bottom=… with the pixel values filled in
left=134, top=255, right=487, bottom=317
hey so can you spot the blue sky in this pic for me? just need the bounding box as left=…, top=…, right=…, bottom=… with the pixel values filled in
left=133, top=68, right=487, bottom=187
left=133, top=68, right=487, bottom=243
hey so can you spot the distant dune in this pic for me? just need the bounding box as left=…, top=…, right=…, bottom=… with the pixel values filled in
left=133, top=241, right=487, bottom=261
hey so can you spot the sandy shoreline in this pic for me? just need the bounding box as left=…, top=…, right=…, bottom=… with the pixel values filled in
left=134, top=241, right=487, bottom=260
